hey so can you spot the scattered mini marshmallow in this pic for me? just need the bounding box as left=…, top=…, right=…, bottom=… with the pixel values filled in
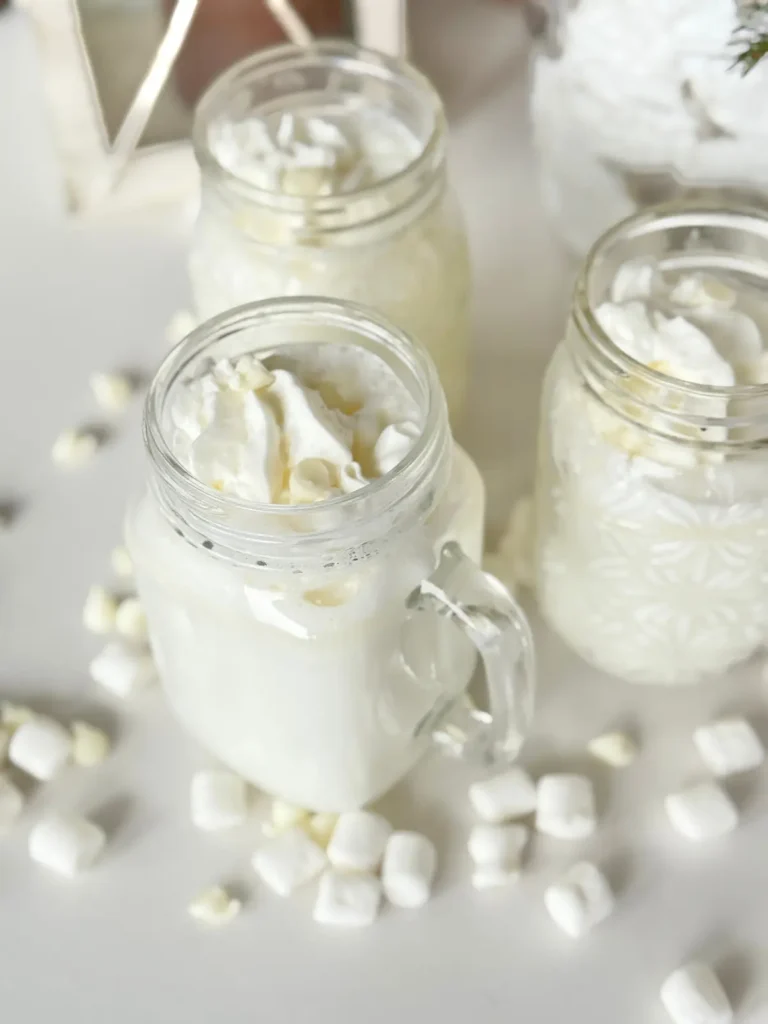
left=191, top=770, right=249, bottom=831
left=252, top=826, right=327, bottom=896
left=544, top=861, right=614, bottom=938
left=327, top=811, right=392, bottom=872
left=90, top=641, right=155, bottom=698
left=71, top=721, right=110, bottom=767
left=166, top=309, right=198, bottom=346
left=307, top=812, right=338, bottom=848
left=9, top=716, right=72, bottom=781
left=469, top=824, right=528, bottom=889
left=660, top=962, right=733, bottom=1024
left=51, top=429, right=99, bottom=468
left=587, top=731, right=638, bottom=768
left=469, top=767, right=538, bottom=824
left=29, top=813, right=105, bottom=877
left=693, top=717, right=765, bottom=777
left=111, top=545, right=134, bottom=578
left=89, top=372, right=133, bottom=413
left=1, top=702, right=35, bottom=731
left=313, top=869, right=382, bottom=927
left=536, top=774, right=597, bottom=840
left=114, top=597, right=148, bottom=641
left=381, top=832, right=437, bottom=909
left=0, top=773, right=24, bottom=828
left=188, top=885, right=242, bottom=927
left=82, top=585, right=118, bottom=634
left=473, top=863, right=525, bottom=890
left=262, top=799, right=309, bottom=837
left=665, top=782, right=738, bottom=841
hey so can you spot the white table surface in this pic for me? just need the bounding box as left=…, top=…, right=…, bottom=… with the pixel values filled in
left=1, top=4, right=767, bottom=1023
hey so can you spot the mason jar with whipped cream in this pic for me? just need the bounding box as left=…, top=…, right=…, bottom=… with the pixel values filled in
left=189, top=41, right=471, bottom=419
left=128, top=298, right=534, bottom=811
left=534, top=204, right=768, bottom=686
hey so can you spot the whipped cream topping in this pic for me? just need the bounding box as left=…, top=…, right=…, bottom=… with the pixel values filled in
left=169, top=344, right=422, bottom=504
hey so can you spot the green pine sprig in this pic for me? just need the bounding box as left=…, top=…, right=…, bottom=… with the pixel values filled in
left=732, top=1, right=768, bottom=74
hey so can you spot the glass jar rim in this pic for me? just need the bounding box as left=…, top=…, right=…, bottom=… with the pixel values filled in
left=192, top=40, right=446, bottom=219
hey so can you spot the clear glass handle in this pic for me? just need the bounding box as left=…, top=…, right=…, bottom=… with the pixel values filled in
left=406, top=542, right=536, bottom=767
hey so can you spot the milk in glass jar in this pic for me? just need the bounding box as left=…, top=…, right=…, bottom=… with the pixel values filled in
left=527, top=0, right=768, bottom=255
left=129, top=299, right=534, bottom=811
left=534, top=204, right=768, bottom=686
left=189, top=42, right=471, bottom=418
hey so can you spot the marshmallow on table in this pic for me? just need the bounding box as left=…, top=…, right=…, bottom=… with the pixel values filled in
left=252, top=826, right=327, bottom=896
left=544, top=862, right=614, bottom=938
left=587, top=731, right=638, bottom=768
left=188, top=885, right=242, bottom=927
left=314, top=869, right=382, bottom=927
left=0, top=773, right=24, bottom=828
left=9, top=717, right=72, bottom=781
left=191, top=770, right=248, bottom=831
left=327, top=811, right=392, bottom=872
left=114, top=597, right=148, bottom=641
left=693, top=717, right=764, bottom=777
left=468, top=823, right=529, bottom=889
left=89, top=372, right=133, bottom=413
left=660, top=962, right=733, bottom=1024
left=71, top=721, right=110, bottom=767
left=469, top=767, right=537, bottom=824
left=29, top=813, right=105, bottom=877
left=536, top=774, right=597, bottom=839
left=82, top=585, right=118, bottom=634
left=665, top=782, right=738, bottom=841
left=382, top=832, right=437, bottom=908
left=90, top=641, right=156, bottom=698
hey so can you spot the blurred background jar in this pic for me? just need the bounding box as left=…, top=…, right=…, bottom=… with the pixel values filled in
left=525, top=0, right=768, bottom=257
left=189, top=41, right=471, bottom=420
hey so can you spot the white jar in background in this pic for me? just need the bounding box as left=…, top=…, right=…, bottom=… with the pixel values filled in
left=128, top=299, right=534, bottom=811
left=526, top=0, right=768, bottom=256
left=189, top=42, right=471, bottom=420
left=534, top=204, right=768, bottom=686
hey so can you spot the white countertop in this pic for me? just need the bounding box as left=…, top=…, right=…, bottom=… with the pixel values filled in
left=1, top=4, right=766, bottom=1023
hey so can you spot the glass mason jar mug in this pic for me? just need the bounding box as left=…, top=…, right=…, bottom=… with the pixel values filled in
left=128, top=299, right=534, bottom=811
left=190, top=41, right=471, bottom=419
left=534, top=204, right=768, bottom=686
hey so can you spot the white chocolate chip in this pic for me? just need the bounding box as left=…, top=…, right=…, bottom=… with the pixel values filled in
left=326, top=811, right=392, bottom=873
left=165, top=309, right=198, bottom=346
left=51, top=429, right=99, bottom=468
left=71, top=721, right=110, bottom=767
left=665, top=782, right=738, bottom=841
left=89, top=641, right=156, bottom=699
left=262, top=799, right=309, bottom=837
left=89, top=372, right=133, bottom=413
left=544, top=861, right=614, bottom=938
left=188, top=885, right=242, bottom=927
left=307, top=812, right=338, bottom=848
left=587, top=731, right=638, bottom=768
left=381, top=832, right=437, bottom=909
left=536, top=774, right=597, bottom=840
left=313, top=869, right=381, bottom=927
left=660, top=962, right=733, bottom=1024
left=252, top=826, right=327, bottom=896
left=9, top=717, right=72, bottom=781
left=82, top=585, right=118, bottom=635
left=29, top=813, right=105, bottom=877
left=114, top=597, right=147, bottom=641
left=190, top=770, right=249, bottom=831
left=110, top=545, right=134, bottom=578
left=469, top=767, right=538, bottom=824
left=0, top=773, right=24, bottom=828
left=693, top=717, right=764, bottom=777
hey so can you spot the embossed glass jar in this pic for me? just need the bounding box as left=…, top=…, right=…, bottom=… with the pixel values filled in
left=534, top=205, right=768, bottom=685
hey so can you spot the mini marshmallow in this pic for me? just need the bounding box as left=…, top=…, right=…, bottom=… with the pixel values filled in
left=587, top=731, right=638, bottom=767
left=665, top=782, right=738, bottom=841
left=89, top=372, right=133, bottom=413
left=307, top=812, right=338, bottom=848
left=252, top=826, right=327, bottom=896
left=165, top=309, right=197, bottom=346
left=0, top=773, right=24, bottom=828
left=188, top=885, right=242, bottom=927
left=82, top=585, right=118, bottom=634
left=313, top=869, right=382, bottom=927
left=89, top=641, right=155, bottom=698
left=469, top=767, right=538, bottom=824
left=468, top=823, right=529, bottom=867
left=9, top=716, right=72, bottom=781
left=1, top=702, right=35, bottom=730
left=51, top=429, right=99, bottom=467
left=71, top=721, right=110, bottom=767
left=262, top=799, right=309, bottom=837
left=544, top=861, right=614, bottom=938
left=693, top=717, right=764, bottom=777
left=327, top=811, right=392, bottom=872
left=660, top=962, right=733, bottom=1024
left=29, top=813, right=105, bottom=877
left=114, top=597, right=148, bottom=641
left=111, top=545, right=134, bottom=578
left=381, top=832, right=437, bottom=909
left=536, top=774, right=597, bottom=839
left=191, top=770, right=248, bottom=831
